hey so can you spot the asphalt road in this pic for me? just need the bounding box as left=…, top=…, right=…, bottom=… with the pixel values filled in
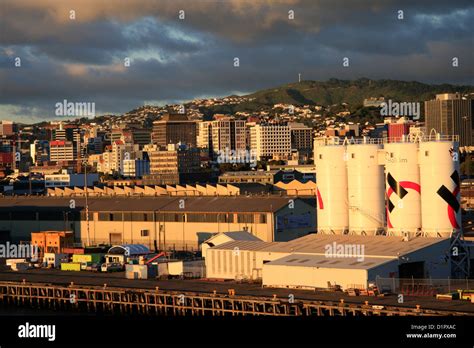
left=0, top=267, right=473, bottom=314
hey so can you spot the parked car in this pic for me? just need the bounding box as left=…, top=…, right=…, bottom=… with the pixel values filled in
left=86, top=263, right=101, bottom=272
left=101, top=262, right=123, bottom=272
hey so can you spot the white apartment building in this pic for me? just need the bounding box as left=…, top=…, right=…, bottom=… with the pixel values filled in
left=96, top=141, right=139, bottom=175
left=250, top=124, right=291, bottom=160
left=197, top=121, right=211, bottom=149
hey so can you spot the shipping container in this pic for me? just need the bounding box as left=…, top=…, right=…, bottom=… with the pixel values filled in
left=168, top=260, right=205, bottom=278
left=72, top=253, right=103, bottom=264
left=60, top=262, right=81, bottom=271
left=44, top=253, right=68, bottom=268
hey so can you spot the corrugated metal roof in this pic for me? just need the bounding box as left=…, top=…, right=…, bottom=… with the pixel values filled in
left=210, top=234, right=449, bottom=258
left=211, top=240, right=280, bottom=251
left=262, top=234, right=449, bottom=257
left=108, top=244, right=150, bottom=255
left=0, top=196, right=300, bottom=213
left=221, top=231, right=262, bottom=241
left=265, top=254, right=393, bottom=270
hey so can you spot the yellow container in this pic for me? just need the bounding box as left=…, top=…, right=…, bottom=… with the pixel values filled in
left=60, top=262, right=81, bottom=271
left=72, top=254, right=92, bottom=263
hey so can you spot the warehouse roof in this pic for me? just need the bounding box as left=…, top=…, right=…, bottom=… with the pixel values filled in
left=221, top=231, right=262, bottom=241
left=262, top=234, right=449, bottom=258
left=211, top=240, right=280, bottom=251
left=0, top=196, right=307, bottom=213
left=210, top=234, right=450, bottom=259
left=265, top=254, right=394, bottom=270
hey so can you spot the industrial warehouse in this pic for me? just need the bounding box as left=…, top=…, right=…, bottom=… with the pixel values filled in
left=0, top=196, right=316, bottom=250
left=201, top=134, right=469, bottom=289
left=203, top=233, right=451, bottom=289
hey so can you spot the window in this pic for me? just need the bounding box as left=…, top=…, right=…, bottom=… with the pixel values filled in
left=80, top=212, right=93, bottom=221
left=237, top=214, right=254, bottom=224
left=39, top=211, right=64, bottom=221
left=130, top=213, right=153, bottom=221
left=98, top=212, right=122, bottom=221
left=160, top=213, right=185, bottom=222
left=140, top=230, right=149, bottom=237
left=12, top=212, right=36, bottom=220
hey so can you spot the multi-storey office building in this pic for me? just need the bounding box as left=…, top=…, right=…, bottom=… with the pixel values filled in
left=425, top=93, right=473, bottom=147
left=250, top=124, right=291, bottom=160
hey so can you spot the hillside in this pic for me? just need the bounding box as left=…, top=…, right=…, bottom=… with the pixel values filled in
left=205, top=78, right=474, bottom=115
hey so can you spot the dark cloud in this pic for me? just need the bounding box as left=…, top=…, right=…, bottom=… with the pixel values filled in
left=0, top=0, right=473, bottom=122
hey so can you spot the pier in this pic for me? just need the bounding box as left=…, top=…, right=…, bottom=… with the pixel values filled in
left=0, top=281, right=471, bottom=316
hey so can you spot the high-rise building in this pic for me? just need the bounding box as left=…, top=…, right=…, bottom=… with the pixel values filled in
left=131, top=129, right=151, bottom=148
left=250, top=124, right=291, bottom=161
left=385, top=117, right=414, bottom=142
left=425, top=93, right=473, bottom=147
left=146, top=143, right=200, bottom=185
left=0, top=121, right=16, bottom=136
left=152, top=114, right=196, bottom=148
left=30, top=140, right=50, bottom=165
left=52, top=123, right=81, bottom=160
left=197, top=117, right=246, bottom=155
left=49, top=140, right=74, bottom=162
left=289, top=122, right=313, bottom=151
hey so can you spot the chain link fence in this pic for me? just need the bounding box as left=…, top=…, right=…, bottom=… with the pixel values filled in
left=375, top=276, right=474, bottom=295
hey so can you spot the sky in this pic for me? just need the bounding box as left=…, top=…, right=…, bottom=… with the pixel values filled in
left=0, top=0, right=473, bottom=123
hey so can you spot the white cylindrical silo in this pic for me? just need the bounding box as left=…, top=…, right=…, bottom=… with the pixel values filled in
left=384, top=142, right=421, bottom=236
left=419, top=141, right=460, bottom=237
left=315, top=145, right=348, bottom=234
left=347, top=144, right=385, bottom=235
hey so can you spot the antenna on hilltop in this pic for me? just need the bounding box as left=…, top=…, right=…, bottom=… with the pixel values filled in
left=298, top=73, right=301, bottom=83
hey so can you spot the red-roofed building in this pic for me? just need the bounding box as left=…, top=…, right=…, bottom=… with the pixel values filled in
left=50, top=140, right=74, bottom=162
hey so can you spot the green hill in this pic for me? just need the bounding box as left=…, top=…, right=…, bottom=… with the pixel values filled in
left=247, top=78, right=474, bottom=106
left=203, top=78, right=474, bottom=115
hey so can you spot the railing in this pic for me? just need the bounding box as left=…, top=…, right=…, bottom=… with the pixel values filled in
left=315, top=134, right=460, bottom=146
left=376, top=276, right=474, bottom=295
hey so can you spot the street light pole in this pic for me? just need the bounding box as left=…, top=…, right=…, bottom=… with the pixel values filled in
left=83, top=157, right=90, bottom=247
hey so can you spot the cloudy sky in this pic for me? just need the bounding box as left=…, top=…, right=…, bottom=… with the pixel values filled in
left=0, top=0, right=473, bottom=123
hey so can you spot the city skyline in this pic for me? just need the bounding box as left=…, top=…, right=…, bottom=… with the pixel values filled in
left=1, top=0, right=473, bottom=122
